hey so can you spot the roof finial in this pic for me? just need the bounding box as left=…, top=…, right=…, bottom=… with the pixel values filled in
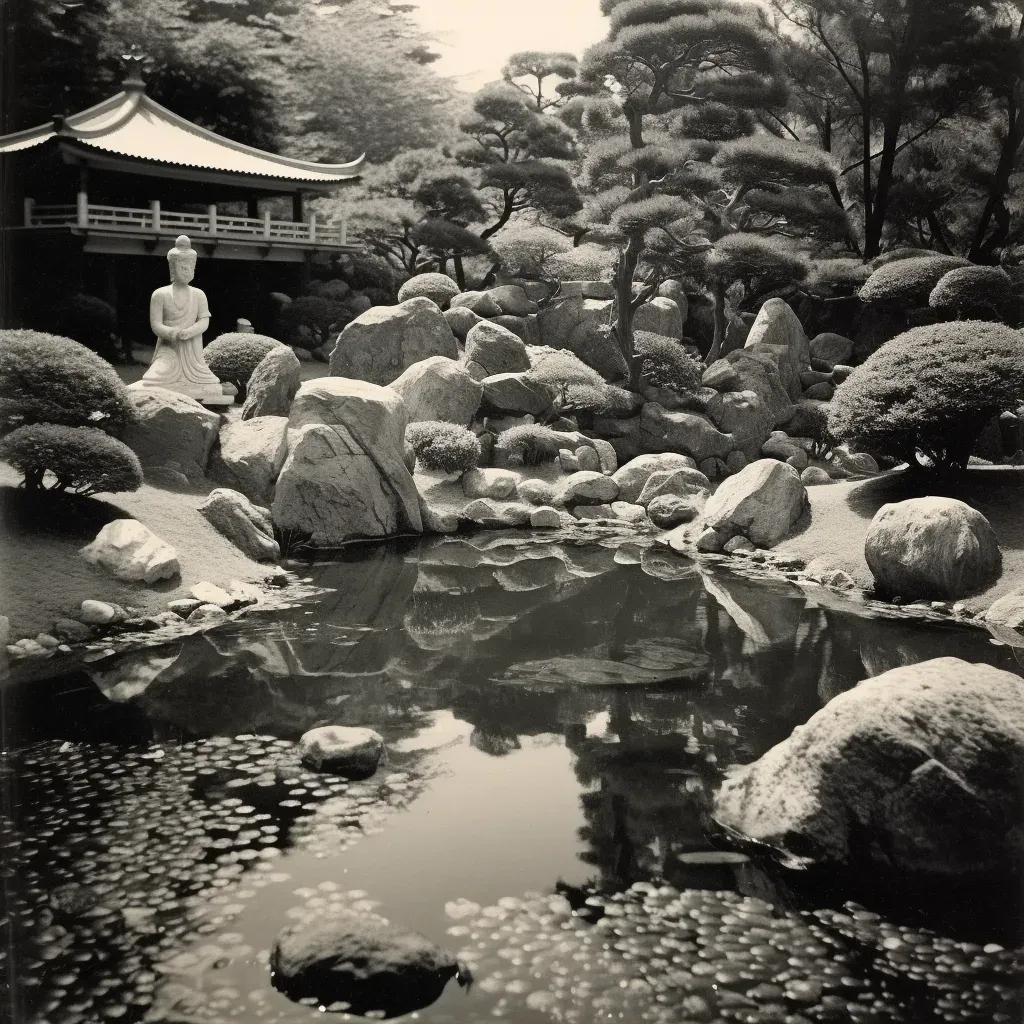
left=121, top=44, right=147, bottom=91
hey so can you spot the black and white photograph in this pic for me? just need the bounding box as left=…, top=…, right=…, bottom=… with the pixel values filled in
left=1, top=0, right=1023, bottom=1021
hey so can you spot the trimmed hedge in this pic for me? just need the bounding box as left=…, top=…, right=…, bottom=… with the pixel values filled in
left=0, top=423, right=142, bottom=495
left=493, top=424, right=565, bottom=466
left=829, top=320, right=1024, bottom=471
left=858, top=255, right=969, bottom=307
left=634, top=331, right=703, bottom=393
left=928, top=265, right=1017, bottom=323
left=0, top=330, right=136, bottom=435
left=406, top=420, right=481, bottom=474
left=205, top=332, right=283, bottom=389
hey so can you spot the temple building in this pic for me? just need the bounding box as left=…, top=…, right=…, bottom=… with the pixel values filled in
left=0, top=74, right=363, bottom=337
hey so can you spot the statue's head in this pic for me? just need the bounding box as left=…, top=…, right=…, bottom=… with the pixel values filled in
left=167, top=235, right=197, bottom=284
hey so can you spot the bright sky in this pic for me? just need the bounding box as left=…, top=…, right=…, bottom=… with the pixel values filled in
left=408, top=0, right=608, bottom=91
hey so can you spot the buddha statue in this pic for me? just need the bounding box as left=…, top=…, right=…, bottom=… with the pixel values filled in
left=138, top=235, right=232, bottom=405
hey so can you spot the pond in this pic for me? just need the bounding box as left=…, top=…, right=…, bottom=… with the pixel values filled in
left=3, top=534, right=1023, bottom=1024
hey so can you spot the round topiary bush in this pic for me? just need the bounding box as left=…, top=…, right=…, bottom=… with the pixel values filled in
left=858, top=255, right=969, bottom=308
left=396, top=273, right=460, bottom=309
left=205, top=332, right=283, bottom=390
left=406, top=421, right=481, bottom=474
left=634, top=331, right=703, bottom=393
left=0, top=423, right=143, bottom=495
left=527, top=347, right=606, bottom=389
left=493, top=424, right=565, bottom=466
left=828, top=320, right=1024, bottom=471
left=275, top=295, right=352, bottom=349
left=0, top=330, right=136, bottom=435
left=928, top=265, right=1017, bottom=323
left=50, top=293, right=119, bottom=357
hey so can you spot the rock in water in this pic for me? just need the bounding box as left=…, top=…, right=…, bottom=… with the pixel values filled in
left=241, top=346, right=301, bottom=419
left=198, top=488, right=280, bottom=561
left=329, top=297, right=457, bottom=386
left=208, top=415, right=288, bottom=506
left=275, top=379, right=422, bottom=546
left=703, top=459, right=807, bottom=548
left=390, top=356, right=482, bottom=425
left=713, top=657, right=1024, bottom=876
left=298, top=726, right=385, bottom=775
left=80, top=519, right=180, bottom=584
left=122, top=385, right=221, bottom=484
left=865, top=497, right=1001, bottom=600
left=271, top=915, right=459, bottom=1017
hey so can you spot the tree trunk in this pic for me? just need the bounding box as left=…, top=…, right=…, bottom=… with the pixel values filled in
left=614, top=237, right=642, bottom=390
left=452, top=253, right=466, bottom=290
left=969, top=100, right=1021, bottom=262
left=704, top=281, right=727, bottom=366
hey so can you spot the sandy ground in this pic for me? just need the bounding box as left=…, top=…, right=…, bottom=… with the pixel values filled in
left=0, top=464, right=272, bottom=641
left=776, top=466, right=1024, bottom=611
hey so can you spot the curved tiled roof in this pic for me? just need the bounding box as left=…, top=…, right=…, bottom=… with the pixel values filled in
left=0, top=84, right=364, bottom=185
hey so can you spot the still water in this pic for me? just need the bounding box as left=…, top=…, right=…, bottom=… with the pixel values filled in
left=3, top=534, right=1023, bottom=1024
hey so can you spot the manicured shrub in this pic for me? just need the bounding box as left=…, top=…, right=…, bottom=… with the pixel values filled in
left=828, top=320, right=1024, bottom=471
left=205, top=332, right=283, bottom=389
left=493, top=424, right=564, bottom=466
left=527, top=347, right=606, bottom=389
left=50, top=293, right=119, bottom=357
left=805, top=258, right=871, bottom=294
left=0, top=423, right=142, bottom=495
left=634, top=331, right=703, bottom=393
left=801, top=401, right=835, bottom=459
left=274, top=295, right=352, bottom=349
left=858, top=255, right=969, bottom=308
left=928, top=265, right=1017, bottom=323
left=406, top=420, right=481, bottom=474
left=396, top=272, right=460, bottom=309
left=0, top=330, right=136, bottom=435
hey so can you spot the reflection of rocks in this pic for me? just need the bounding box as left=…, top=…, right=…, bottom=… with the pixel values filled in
left=497, top=655, right=706, bottom=688
left=699, top=570, right=805, bottom=647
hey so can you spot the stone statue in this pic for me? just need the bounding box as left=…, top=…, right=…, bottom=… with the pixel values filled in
left=139, top=235, right=232, bottom=405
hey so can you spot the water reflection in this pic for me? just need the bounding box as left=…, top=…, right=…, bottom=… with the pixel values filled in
left=6, top=535, right=1024, bottom=1024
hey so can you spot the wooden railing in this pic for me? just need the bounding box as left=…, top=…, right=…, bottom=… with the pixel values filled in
left=21, top=198, right=350, bottom=246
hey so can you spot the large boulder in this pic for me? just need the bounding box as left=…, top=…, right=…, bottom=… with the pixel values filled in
left=464, top=321, right=531, bottom=379
left=396, top=273, right=460, bottom=310
left=329, top=297, right=458, bottom=386
left=556, top=471, right=619, bottom=507
left=209, top=415, right=289, bottom=507
left=714, top=657, right=1024, bottom=876
left=80, top=519, right=179, bottom=584
left=481, top=372, right=554, bottom=416
left=450, top=290, right=503, bottom=318
left=443, top=305, right=482, bottom=341
left=705, top=389, right=774, bottom=462
left=487, top=285, right=537, bottom=317
left=198, top=487, right=280, bottom=561
left=271, top=915, right=459, bottom=1017
left=640, top=404, right=733, bottom=463
left=864, top=497, right=1001, bottom=600
left=703, top=459, right=807, bottom=548
left=298, top=725, right=385, bottom=775
left=611, top=453, right=698, bottom=503
left=633, top=297, right=683, bottom=340
left=390, top=356, right=482, bottom=425
left=743, top=297, right=810, bottom=400
left=636, top=466, right=711, bottom=510
left=704, top=350, right=794, bottom=428
left=241, top=346, right=301, bottom=420
left=123, top=385, right=221, bottom=484
left=809, top=332, right=854, bottom=369
left=532, top=297, right=628, bottom=381
left=274, top=379, right=422, bottom=545
left=656, top=280, right=688, bottom=326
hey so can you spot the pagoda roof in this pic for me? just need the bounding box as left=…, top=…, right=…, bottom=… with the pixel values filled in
left=0, top=79, right=364, bottom=190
